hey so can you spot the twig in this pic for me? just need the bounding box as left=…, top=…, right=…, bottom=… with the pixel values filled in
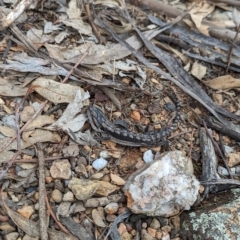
left=226, top=25, right=240, bottom=73
left=84, top=0, right=106, bottom=44
left=2, top=37, right=12, bottom=63
left=61, top=46, right=90, bottom=83
left=168, top=130, right=192, bottom=139
left=15, top=103, right=21, bottom=154
left=2, top=156, right=73, bottom=164
left=37, top=143, right=48, bottom=240
left=45, top=191, right=78, bottom=240
left=208, top=0, right=240, bottom=7
left=202, top=120, right=233, bottom=179
left=187, top=130, right=195, bottom=159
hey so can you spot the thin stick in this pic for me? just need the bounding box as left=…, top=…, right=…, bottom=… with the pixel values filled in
left=61, top=46, right=90, bottom=83
left=84, top=1, right=106, bottom=44
left=202, top=120, right=233, bottom=179
left=37, top=143, right=48, bottom=240
left=45, top=190, right=78, bottom=240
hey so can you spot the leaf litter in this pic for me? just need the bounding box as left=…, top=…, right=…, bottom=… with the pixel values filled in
left=0, top=0, right=240, bottom=240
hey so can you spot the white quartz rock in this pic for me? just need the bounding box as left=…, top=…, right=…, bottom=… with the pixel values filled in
left=92, top=157, right=107, bottom=171
left=143, top=149, right=154, bottom=163
left=124, top=151, right=200, bottom=216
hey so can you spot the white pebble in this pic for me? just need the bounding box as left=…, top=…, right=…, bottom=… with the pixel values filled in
left=100, top=150, right=110, bottom=159
left=223, top=145, right=233, bottom=155
left=143, top=150, right=153, bottom=163
left=92, top=158, right=108, bottom=170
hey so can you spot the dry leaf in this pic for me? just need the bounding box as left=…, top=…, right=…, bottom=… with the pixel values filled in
left=189, top=2, right=215, bottom=29
left=24, top=115, right=55, bottom=131
left=0, top=126, right=15, bottom=137
left=32, top=78, right=83, bottom=103
left=191, top=62, right=207, bottom=80
left=67, top=0, right=82, bottom=18
left=204, top=75, right=240, bottom=90
left=0, top=151, right=15, bottom=163
left=50, top=89, right=90, bottom=131
left=0, top=77, right=28, bottom=96
left=92, top=209, right=106, bottom=227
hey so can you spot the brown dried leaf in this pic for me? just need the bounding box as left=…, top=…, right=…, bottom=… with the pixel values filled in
left=92, top=209, right=106, bottom=227
left=0, top=126, right=15, bottom=137
left=204, top=75, right=240, bottom=90
left=0, top=78, right=28, bottom=96
left=24, top=115, right=55, bottom=131
left=191, top=62, right=207, bottom=80
left=32, top=78, right=83, bottom=103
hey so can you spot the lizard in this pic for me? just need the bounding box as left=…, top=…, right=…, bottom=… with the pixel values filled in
left=87, top=90, right=180, bottom=147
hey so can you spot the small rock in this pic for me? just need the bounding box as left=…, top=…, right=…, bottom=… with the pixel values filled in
left=121, top=231, right=133, bottom=240
left=51, top=189, right=63, bottom=203
left=223, top=145, right=233, bottom=155
left=141, top=229, right=155, bottom=240
left=82, top=218, right=93, bottom=229
left=118, top=222, right=127, bottom=235
left=92, top=158, right=108, bottom=171
left=34, top=203, right=39, bottom=211
left=69, top=202, right=86, bottom=214
left=3, top=232, right=19, bottom=240
left=161, top=231, right=170, bottom=240
left=228, top=153, right=240, bottom=167
left=0, top=222, right=15, bottom=232
left=142, top=222, right=147, bottom=229
left=112, top=111, right=122, bottom=118
left=148, top=101, right=161, bottom=114
left=110, top=173, right=125, bottom=185
left=63, top=191, right=74, bottom=202
left=17, top=205, right=34, bottom=219
left=100, top=150, right=110, bottom=159
left=106, top=214, right=117, bottom=222
left=77, top=156, right=87, bottom=166
left=104, top=202, right=119, bottom=214
left=131, top=229, right=137, bottom=236
left=68, top=178, right=100, bottom=201
left=150, top=218, right=161, bottom=229
left=56, top=202, right=71, bottom=218
left=147, top=227, right=157, bottom=237
left=75, top=164, right=88, bottom=178
left=171, top=216, right=180, bottom=231
left=101, top=174, right=111, bottom=182
left=90, top=172, right=104, bottom=180
left=50, top=159, right=71, bottom=179
left=10, top=194, right=19, bottom=202
left=85, top=198, right=100, bottom=208
left=155, top=231, right=163, bottom=239
left=143, top=150, right=153, bottom=163
left=151, top=113, right=159, bottom=123
left=45, top=176, right=53, bottom=183
left=130, top=110, right=140, bottom=121
left=96, top=181, right=119, bottom=196
left=63, top=143, right=79, bottom=157
left=161, top=225, right=171, bottom=232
